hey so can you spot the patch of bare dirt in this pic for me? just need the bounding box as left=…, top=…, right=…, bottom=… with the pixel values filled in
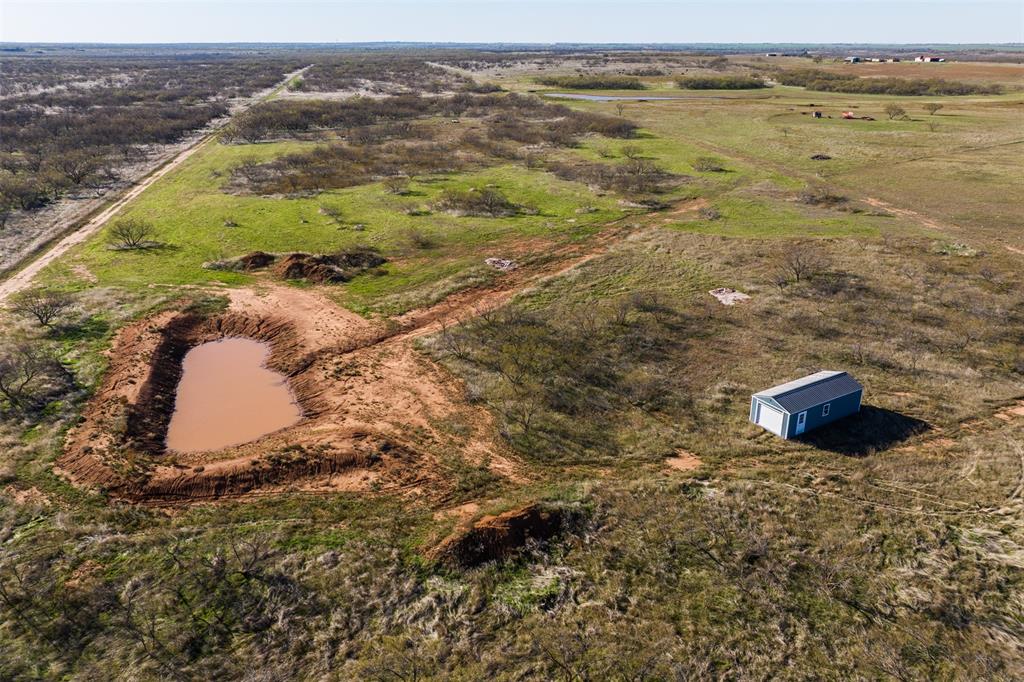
left=996, top=400, right=1024, bottom=422
left=709, top=287, right=751, bottom=306
left=3, top=485, right=51, bottom=506
left=667, top=197, right=710, bottom=216
left=433, top=501, right=481, bottom=522
left=71, top=264, right=98, bottom=284
left=429, top=503, right=564, bottom=567
left=64, top=560, right=102, bottom=591
left=665, top=450, right=703, bottom=472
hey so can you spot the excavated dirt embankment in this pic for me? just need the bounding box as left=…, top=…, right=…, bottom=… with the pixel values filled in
left=58, top=284, right=517, bottom=505
left=58, top=228, right=626, bottom=506
left=125, top=312, right=322, bottom=453
left=57, top=305, right=394, bottom=503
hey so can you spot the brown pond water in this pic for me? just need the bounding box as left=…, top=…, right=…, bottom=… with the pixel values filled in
left=165, top=338, right=301, bottom=453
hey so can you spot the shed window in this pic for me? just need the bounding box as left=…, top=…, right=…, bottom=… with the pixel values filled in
left=822, top=403, right=831, bottom=417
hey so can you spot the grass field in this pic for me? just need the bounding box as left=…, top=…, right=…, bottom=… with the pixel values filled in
left=3, top=51, right=1023, bottom=680
left=43, top=141, right=625, bottom=310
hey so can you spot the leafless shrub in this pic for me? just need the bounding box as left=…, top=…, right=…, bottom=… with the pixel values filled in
left=884, top=103, right=906, bottom=120
left=383, top=176, right=412, bottom=195
left=0, top=342, right=69, bottom=411
left=405, top=228, right=437, bottom=249
left=9, top=289, right=75, bottom=330
left=692, top=156, right=727, bottom=172
left=434, top=187, right=520, bottom=217
left=797, top=186, right=847, bottom=207
left=318, top=204, right=344, bottom=225
left=621, top=144, right=643, bottom=160
left=108, top=217, right=157, bottom=250
left=773, top=244, right=832, bottom=284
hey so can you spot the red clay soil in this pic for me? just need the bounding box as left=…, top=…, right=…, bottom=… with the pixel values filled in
left=58, top=285, right=518, bottom=504
left=271, top=249, right=387, bottom=284
left=429, top=503, right=565, bottom=568
left=236, top=251, right=276, bottom=271
left=58, top=216, right=642, bottom=506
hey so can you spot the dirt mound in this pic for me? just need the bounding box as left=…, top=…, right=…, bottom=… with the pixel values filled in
left=237, top=251, right=276, bottom=270
left=430, top=503, right=564, bottom=568
left=206, top=248, right=386, bottom=282
left=665, top=450, right=702, bottom=472
left=273, top=248, right=386, bottom=284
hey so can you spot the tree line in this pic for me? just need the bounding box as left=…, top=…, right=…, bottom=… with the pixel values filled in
left=0, top=55, right=303, bottom=229
left=677, top=75, right=768, bottom=89
left=775, top=69, right=1003, bottom=95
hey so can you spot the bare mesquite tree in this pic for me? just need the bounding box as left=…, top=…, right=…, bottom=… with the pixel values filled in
left=621, top=144, right=643, bottom=160
left=9, top=289, right=75, bottom=329
left=109, top=217, right=156, bottom=249
left=923, top=102, right=944, bottom=116
left=0, top=343, right=67, bottom=411
left=774, top=244, right=832, bottom=284
left=51, top=149, right=102, bottom=186
left=693, top=156, right=726, bottom=172
left=884, top=103, right=907, bottom=120
left=382, top=175, right=411, bottom=195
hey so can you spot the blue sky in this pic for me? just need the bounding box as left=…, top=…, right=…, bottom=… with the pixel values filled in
left=2, top=1, right=1021, bottom=44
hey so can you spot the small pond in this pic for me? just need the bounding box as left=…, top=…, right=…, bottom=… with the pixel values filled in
left=165, top=338, right=301, bottom=453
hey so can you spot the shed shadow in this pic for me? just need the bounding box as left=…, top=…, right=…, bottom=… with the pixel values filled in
left=798, top=405, right=930, bottom=456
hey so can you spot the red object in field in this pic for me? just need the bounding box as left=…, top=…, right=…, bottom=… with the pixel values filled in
left=842, top=111, right=855, bottom=119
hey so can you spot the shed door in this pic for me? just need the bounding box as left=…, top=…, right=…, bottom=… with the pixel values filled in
left=756, top=401, right=785, bottom=435
left=795, top=411, right=808, bottom=435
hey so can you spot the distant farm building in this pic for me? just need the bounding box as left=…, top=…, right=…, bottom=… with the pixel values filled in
left=915, top=55, right=946, bottom=63
left=750, top=371, right=863, bottom=439
left=844, top=56, right=862, bottom=63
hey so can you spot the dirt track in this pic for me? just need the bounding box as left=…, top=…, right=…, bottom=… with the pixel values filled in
left=0, top=65, right=311, bottom=305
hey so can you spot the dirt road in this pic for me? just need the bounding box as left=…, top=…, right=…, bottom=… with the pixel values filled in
left=0, top=65, right=311, bottom=305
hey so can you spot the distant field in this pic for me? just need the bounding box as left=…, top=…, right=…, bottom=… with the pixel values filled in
left=809, top=58, right=1024, bottom=85
left=2, top=49, right=1022, bottom=680
left=43, top=140, right=625, bottom=313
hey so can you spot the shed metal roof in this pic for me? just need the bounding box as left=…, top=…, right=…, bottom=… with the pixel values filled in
left=753, top=371, right=862, bottom=414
